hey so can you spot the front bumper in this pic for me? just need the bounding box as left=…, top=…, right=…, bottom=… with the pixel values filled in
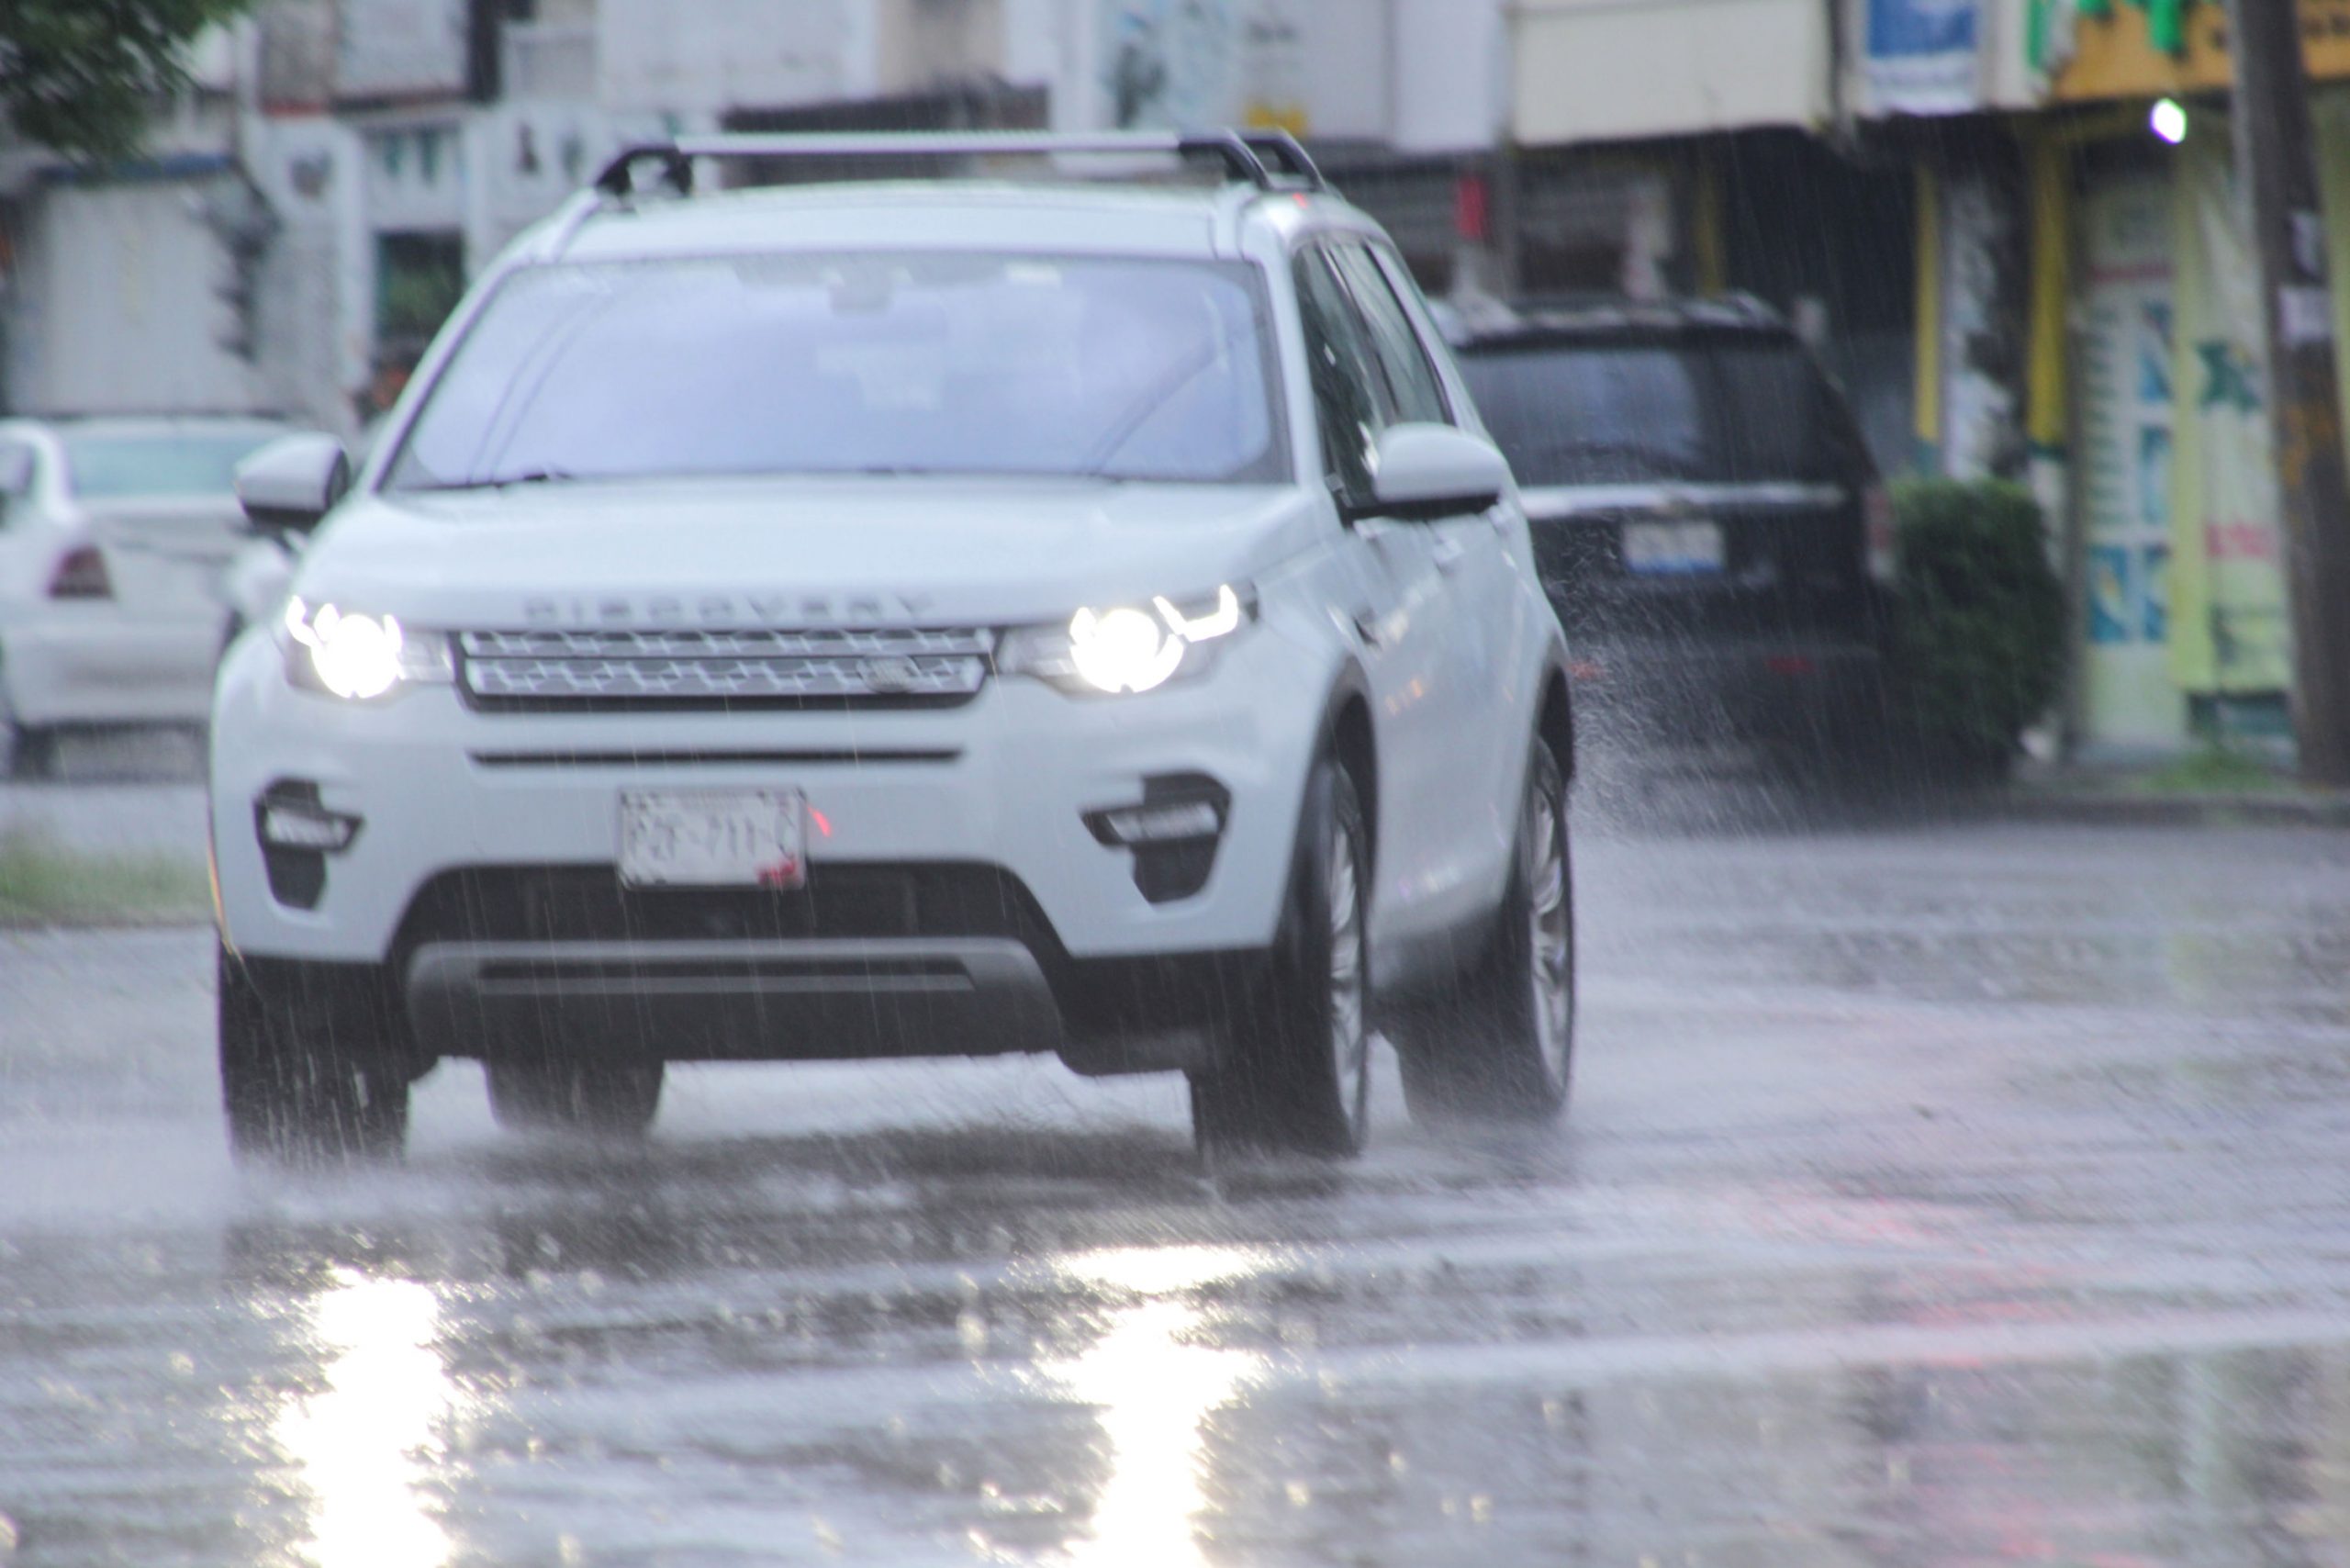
left=211, top=623, right=1326, bottom=984
left=407, top=936, right=1065, bottom=1061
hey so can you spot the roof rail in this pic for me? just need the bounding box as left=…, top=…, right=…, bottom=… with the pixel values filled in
left=590, top=129, right=1325, bottom=200
left=1232, top=129, right=1325, bottom=190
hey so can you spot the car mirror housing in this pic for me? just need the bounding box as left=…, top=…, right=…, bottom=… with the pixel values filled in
left=235, top=433, right=351, bottom=536
left=1362, top=423, right=1510, bottom=523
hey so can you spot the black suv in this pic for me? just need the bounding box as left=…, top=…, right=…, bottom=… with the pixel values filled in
left=1443, top=296, right=1895, bottom=757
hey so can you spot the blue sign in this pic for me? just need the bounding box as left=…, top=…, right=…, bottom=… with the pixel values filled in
left=1865, top=0, right=1980, bottom=113
left=1868, top=0, right=1978, bottom=58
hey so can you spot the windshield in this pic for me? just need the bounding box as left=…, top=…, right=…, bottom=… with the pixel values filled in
left=1461, top=336, right=1840, bottom=487
left=62, top=431, right=285, bottom=499
left=386, top=252, right=1286, bottom=490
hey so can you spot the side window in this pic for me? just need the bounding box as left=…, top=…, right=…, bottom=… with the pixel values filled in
left=1292, top=244, right=1391, bottom=502
left=1329, top=243, right=1450, bottom=427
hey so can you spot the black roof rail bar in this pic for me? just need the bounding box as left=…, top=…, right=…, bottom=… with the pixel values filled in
left=591, top=129, right=1301, bottom=200
left=1233, top=129, right=1325, bottom=190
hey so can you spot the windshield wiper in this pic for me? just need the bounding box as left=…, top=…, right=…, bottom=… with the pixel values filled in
left=406, top=466, right=577, bottom=492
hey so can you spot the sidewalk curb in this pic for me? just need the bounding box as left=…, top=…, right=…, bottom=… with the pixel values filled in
left=1994, top=788, right=2350, bottom=829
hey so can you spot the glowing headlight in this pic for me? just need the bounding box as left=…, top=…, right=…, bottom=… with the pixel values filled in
left=281, top=599, right=453, bottom=700
left=1000, top=584, right=1254, bottom=697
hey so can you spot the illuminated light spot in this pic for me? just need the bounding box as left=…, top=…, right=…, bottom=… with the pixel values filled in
left=2152, top=98, right=2188, bottom=145
left=810, top=806, right=834, bottom=837
left=270, top=1271, right=458, bottom=1568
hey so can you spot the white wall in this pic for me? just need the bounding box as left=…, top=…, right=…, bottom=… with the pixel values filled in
left=1054, top=0, right=1393, bottom=139
left=599, top=0, right=863, bottom=115
left=1511, top=0, right=1832, bottom=144
left=1392, top=0, right=1506, bottom=152
left=4, top=178, right=271, bottom=417
left=337, top=0, right=471, bottom=101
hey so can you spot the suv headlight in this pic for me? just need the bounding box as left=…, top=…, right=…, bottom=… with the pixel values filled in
left=280, top=598, right=453, bottom=700
left=998, top=584, right=1255, bottom=696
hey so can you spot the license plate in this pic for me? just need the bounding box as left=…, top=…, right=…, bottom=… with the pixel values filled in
left=618, top=789, right=806, bottom=890
left=1622, top=521, right=1725, bottom=576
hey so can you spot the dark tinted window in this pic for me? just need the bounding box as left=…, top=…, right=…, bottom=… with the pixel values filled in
left=1709, top=342, right=1838, bottom=481
left=1292, top=247, right=1389, bottom=499
left=388, top=252, right=1285, bottom=490
left=1461, top=334, right=1843, bottom=487
left=1329, top=244, right=1449, bottom=426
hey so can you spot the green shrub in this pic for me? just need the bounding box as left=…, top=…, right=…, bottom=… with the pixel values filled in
left=1888, top=479, right=2065, bottom=773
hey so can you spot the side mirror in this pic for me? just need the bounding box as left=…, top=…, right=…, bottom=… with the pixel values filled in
left=235, top=433, right=351, bottom=536
left=1361, top=423, right=1510, bottom=523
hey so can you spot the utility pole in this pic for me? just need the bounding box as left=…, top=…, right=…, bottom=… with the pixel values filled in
left=2226, top=0, right=2350, bottom=786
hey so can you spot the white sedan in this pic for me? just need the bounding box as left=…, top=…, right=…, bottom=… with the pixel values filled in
left=0, top=415, right=291, bottom=776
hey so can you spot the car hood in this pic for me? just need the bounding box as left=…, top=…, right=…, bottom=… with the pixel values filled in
left=292, top=476, right=1319, bottom=630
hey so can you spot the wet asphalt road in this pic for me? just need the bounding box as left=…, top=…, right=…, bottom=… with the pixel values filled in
left=5, top=761, right=2350, bottom=1567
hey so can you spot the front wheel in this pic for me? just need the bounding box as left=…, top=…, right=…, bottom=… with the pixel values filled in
left=3, top=723, right=55, bottom=780
left=1190, top=755, right=1372, bottom=1159
left=0, top=662, right=53, bottom=780
left=1397, top=736, right=1575, bottom=1125
left=487, top=1056, right=665, bottom=1137
left=218, top=945, right=411, bottom=1163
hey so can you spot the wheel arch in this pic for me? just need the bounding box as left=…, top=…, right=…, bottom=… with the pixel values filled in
left=1536, top=663, right=1577, bottom=786
left=1320, top=667, right=1378, bottom=884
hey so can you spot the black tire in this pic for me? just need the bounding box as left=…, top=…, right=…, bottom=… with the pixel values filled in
left=3, top=723, right=55, bottom=780
left=486, top=1056, right=665, bottom=1137
left=1397, top=737, right=1575, bottom=1125
left=1189, top=754, right=1372, bottom=1159
left=218, top=943, right=410, bottom=1163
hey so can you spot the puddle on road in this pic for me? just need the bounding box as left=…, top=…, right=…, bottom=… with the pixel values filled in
left=5, top=1128, right=2348, bottom=1568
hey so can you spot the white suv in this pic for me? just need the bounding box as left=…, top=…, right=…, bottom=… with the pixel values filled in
left=210, top=131, right=1578, bottom=1162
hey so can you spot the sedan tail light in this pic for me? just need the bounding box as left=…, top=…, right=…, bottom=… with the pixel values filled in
left=49, top=545, right=113, bottom=600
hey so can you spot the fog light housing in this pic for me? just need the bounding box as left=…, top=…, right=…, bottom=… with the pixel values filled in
left=1085, top=775, right=1230, bottom=904
left=253, top=782, right=361, bottom=911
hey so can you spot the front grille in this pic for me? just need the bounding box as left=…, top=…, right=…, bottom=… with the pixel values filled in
left=395, top=864, right=1057, bottom=950
left=457, top=627, right=992, bottom=711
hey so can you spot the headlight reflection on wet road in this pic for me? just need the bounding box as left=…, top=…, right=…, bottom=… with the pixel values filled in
left=269, top=1270, right=457, bottom=1568
left=1047, top=1246, right=1271, bottom=1565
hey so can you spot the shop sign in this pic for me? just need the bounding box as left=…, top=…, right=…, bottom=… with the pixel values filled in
left=2054, top=0, right=2350, bottom=102
left=1864, top=0, right=1983, bottom=115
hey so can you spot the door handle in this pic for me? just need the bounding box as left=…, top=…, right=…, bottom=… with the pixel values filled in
left=1350, top=606, right=1383, bottom=648
left=1429, top=535, right=1468, bottom=574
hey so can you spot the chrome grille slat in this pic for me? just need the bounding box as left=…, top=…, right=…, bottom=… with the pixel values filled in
left=460, top=628, right=992, bottom=660
left=457, top=627, right=992, bottom=705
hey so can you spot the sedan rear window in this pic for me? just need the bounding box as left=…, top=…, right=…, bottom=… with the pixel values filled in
left=387, top=252, right=1287, bottom=490
left=62, top=432, right=285, bottom=499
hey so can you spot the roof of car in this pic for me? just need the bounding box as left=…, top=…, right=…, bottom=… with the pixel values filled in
left=554, top=179, right=1288, bottom=263
left=1434, top=293, right=1796, bottom=350
left=0, top=414, right=294, bottom=436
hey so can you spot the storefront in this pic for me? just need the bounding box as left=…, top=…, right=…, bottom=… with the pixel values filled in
left=2040, top=0, right=2350, bottom=754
